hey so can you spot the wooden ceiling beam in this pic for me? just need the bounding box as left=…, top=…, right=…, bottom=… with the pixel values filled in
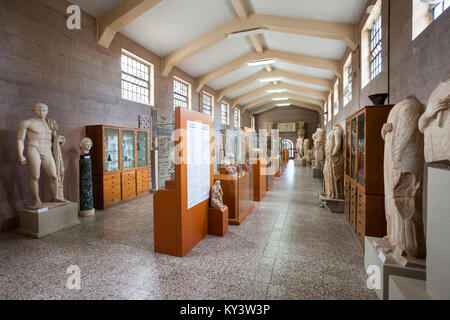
left=231, top=82, right=327, bottom=107
left=241, top=92, right=324, bottom=113
left=162, top=13, right=356, bottom=77
left=97, top=0, right=162, bottom=48
left=249, top=99, right=323, bottom=116
left=197, top=50, right=340, bottom=92
left=217, top=68, right=332, bottom=100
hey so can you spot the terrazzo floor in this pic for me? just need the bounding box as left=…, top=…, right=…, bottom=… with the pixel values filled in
left=0, top=161, right=377, bottom=300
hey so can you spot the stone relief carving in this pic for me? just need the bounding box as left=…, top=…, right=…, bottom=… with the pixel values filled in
left=323, top=124, right=345, bottom=199
left=418, top=78, right=450, bottom=163
left=374, top=97, right=426, bottom=265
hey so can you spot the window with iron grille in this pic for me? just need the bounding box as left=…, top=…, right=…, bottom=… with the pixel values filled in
left=370, top=14, right=382, bottom=80
left=344, top=64, right=353, bottom=105
left=251, top=116, right=255, bottom=130
left=202, top=92, right=213, bottom=117
left=173, top=78, right=190, bottom=109
left=221, top=102, right=228, bottom=125
left=121, top=51, right=152, bottom=105
left=234, top=108, right=240, bottom=128
left=432, top=0, right=450, bottom=20
left=333, top=80, right=339, bottom=116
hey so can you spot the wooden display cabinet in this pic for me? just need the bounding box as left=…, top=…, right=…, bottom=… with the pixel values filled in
left=86, top=125, right=150, bottom=209
left=344, top=106, right=393, bottom=250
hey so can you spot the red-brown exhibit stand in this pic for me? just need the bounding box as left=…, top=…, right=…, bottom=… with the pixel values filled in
left=153, top=107, right=213, bottom=257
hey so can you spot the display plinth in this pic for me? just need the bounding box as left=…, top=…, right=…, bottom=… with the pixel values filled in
left=364, top=236, right=426, bottom=300
left=319, top=192, right=344, bottom=213
left=312, top=167, right=322, bottom=179
left=229, top=203, right=255, bottom=226
left=426, top=166, right=450, bottom=300
left=253, top=160, right=266, bottom=201
left=153, top=107, right=213, bottom=257
left=294, top=158, right=306, bottom=167
left=18, top=202, right=80, bottom=238
left=388, top=276, right=430, bottom=300
left=208, top=206, right=229, bottom=237
left=79, top=155, right=95, bottom=217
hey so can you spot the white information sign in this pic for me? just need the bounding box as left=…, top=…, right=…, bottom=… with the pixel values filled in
left=187, top=121, right=211, bottom=209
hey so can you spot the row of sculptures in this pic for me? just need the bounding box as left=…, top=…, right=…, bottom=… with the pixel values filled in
left=313, top=78, right=449, bottom=264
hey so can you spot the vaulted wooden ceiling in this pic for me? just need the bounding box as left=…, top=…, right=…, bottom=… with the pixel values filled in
left=69, top=0, right=368, bottom=115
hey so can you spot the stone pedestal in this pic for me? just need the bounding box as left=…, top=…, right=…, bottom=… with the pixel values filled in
left=388, top=276, right=430, bottom=300
left=79, top=156, right=94, bottom=217
left=294, top=158, right=306, bottom=167
left=426, top=167, right=450, bottom=299
left=18, top=202, right=80, bottom=238
left=319, top=192, right=344, bottom=213
left=312, top=167, right=322, bottom=179
left=208, top=205, right=229, bottom=237
left=364, top=236, right=426, bottom=300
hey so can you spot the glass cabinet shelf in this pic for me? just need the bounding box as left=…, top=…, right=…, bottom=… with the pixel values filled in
left=104, top=128, right=120, bottom=172
left=137, top=131, right=148, bottom=167
left=122, top=130, right=135, bottom=170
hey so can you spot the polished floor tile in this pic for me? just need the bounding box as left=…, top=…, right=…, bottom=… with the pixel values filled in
left=0, top=161, right=376, bottom=300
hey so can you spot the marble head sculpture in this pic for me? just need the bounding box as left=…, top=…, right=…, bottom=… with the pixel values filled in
left=80, top=137, right=93, bottom=155
left=374, top=97, right=426, bottom=264
left=17, top=103, right=69, bottom=208
left=418, top=78, right=450, bottom=163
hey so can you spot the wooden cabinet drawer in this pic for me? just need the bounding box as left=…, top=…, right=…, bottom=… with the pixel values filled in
left=104, top=189, right=121, bottom=204
left=104, top=174, right=121, bottom=182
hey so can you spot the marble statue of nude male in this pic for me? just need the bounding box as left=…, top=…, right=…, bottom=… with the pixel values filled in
left=17, top=103, right=69, bottom=208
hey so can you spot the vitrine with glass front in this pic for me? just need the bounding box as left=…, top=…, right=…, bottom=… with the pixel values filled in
left=344, top=105, right=393, bottom=250
left=86, top=125, right=150, bottom=209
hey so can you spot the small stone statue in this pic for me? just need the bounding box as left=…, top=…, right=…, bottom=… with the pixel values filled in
left=80, top=137, right=93, bottom=155
left=211, top=180, right=224, bottom=208
left=296, top=136, right=304, bottom=159
left=297, top=121, right=306, bottom=139
left=312, top=128, right=325, bottom=152
left=323, top=124, right=345, bottom=199
left=79, top=137, right=94, bottom=217
left=418, top=78, right=450, bottom=163
left=17, top=103, right=69, bottom=209
left=374, top=97, right=426, bottom=265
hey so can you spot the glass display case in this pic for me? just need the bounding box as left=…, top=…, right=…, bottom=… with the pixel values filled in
left=351, top=118, right=357, bottom=180
left=213, top=128, right=254, bottom=223
left=122, top=130, right=135, bottom=169
left=357, top=114, right=365, bottom=186
left=137, top=131, right=148, bottom=168
left=104, top=128, right=119, bottom=172
left=86, top=125, right=150, bottom=209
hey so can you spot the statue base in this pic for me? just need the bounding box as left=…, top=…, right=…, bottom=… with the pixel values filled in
left=294, top=158, right=306, bottom=167
left=79, top=208, right=95, bottom=217
left=389, top=276, right=430, bottom=300
left=208, top=205, right=229, bottom=237
left=18, top=202, right=80, bottom=238
left=372, top=237, right=426, bottom=269
left=312, top=167, right=323, bottom=179
left=319, top=192, right=344, bottom=213
left=364, top=236, right=426, bottom=300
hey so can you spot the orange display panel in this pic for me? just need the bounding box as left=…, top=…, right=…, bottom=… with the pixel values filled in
left=153, top=107, right=213, bottom=257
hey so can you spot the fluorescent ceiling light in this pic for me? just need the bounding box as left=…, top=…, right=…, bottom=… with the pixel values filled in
left=228, top=28, right=265, bottom=39
left=276, top=103, right=291, bottom=107
left=273, top=97, right=289, bottom=101
left=248, top=59, right=275, bottom=67
left=259, top=77, right=282, bottom=83
left=267, top=89, right=287, bottom=94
